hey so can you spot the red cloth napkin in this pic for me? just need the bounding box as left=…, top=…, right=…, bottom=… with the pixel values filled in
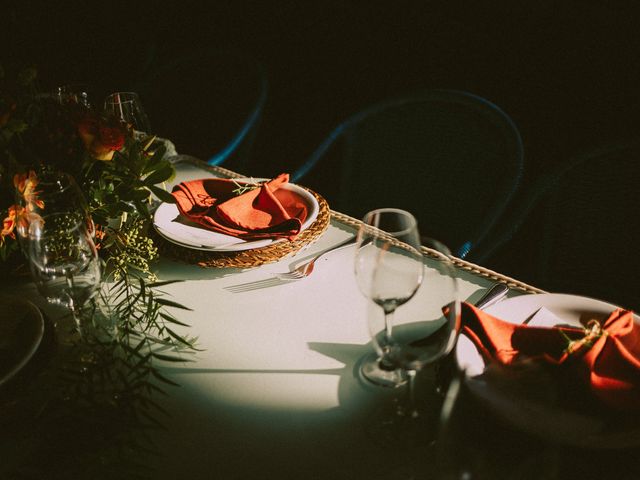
left=171, top=173, right=308, bottom=241
left=462, top=302, right=640, bottom=411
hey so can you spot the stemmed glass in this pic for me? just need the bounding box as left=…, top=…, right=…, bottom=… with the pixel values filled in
left=355, top=208, right=461, bottom=420
left=25, top=213, right=101, bottom=323
left=384, top=237, right=460, bottom=419
left=15, top=171, right=101, bottom=333
left=354, top=208, right=425, bottom=387
left=104, top=91, right=151, bottom=134
left=55, top=83, right=92, bottom=108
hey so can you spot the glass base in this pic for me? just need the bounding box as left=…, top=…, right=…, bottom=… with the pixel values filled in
left=359, top=351, right=407, bottom=388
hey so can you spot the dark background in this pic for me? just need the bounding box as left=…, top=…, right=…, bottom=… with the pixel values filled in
left=4, top=0, right=640, bottom=295
left=5, top=1, right=639, bottom=173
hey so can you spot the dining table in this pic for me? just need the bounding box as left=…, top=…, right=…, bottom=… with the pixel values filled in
left=1, top=156, right=638, bottom=480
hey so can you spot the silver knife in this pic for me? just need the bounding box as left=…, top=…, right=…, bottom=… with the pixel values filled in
left=474, top=282, right=509, bottom=310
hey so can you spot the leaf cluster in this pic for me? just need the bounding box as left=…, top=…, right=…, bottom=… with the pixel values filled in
left=0, top=64, right=199, bottom=478
left=82, top=135, right=175, bottom=228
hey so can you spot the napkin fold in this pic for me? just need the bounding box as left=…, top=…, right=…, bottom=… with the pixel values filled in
left=171, top=173, right=308, bottom=240
left=462, top=302, right=640, bottom=411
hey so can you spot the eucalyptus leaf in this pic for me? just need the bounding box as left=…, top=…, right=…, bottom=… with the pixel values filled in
left=148, top=185, right=176, bottom=203
left=159, top=312, right=190, bottom=327
left=151, top=352, right=192, bottom=363
left=154, top=298, right=193, bottom=311
left=143, top=164, right=173, bottom=186
left=147, top=279, right=182, bottom=288
left=151, top=369, right=180, bottom=387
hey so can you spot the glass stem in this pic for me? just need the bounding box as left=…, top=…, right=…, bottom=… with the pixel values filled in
left=407, top=369, right=418, bottom=418
left=383, top=308, right=394, bottom=342
left=64, top=268, right=82, bottom=334
left=378, top=308, right=395, bottom=370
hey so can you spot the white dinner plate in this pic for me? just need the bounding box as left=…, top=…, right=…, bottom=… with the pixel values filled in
left=153, top=179, right=320, bottom=252
left=0, top=296, right=45, bottom=387
left=455, top=293, right=640, bottom=449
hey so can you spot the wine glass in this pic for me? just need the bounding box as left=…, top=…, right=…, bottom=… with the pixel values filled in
left=354, top=208, right=425, bottom=387
left=382, top=237, right=460, bottom=419
left=24, top=212, right=101, bottom=323
left=15, top=170, right=100, bottom=333
left=103, top=91, right=151, bottom=134
left=55, top=83, right=92, bottom=108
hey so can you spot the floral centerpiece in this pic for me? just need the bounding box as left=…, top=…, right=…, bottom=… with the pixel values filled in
left=0, top=65, right=196, bottom=479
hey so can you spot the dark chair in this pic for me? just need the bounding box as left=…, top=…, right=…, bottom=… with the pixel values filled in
left=291, top=90, right=524, bottom=259
left=136, top=49, right=267, bottom=172
left=476, top=140, right=640, bottom=310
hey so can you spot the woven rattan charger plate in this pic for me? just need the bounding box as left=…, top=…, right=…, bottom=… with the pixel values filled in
left=153, top=161, right=330, bottom=269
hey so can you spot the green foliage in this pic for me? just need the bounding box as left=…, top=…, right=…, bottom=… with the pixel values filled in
left=82, top=135, right=175, bottom=229
left=0, top=65, right=196, bottom=479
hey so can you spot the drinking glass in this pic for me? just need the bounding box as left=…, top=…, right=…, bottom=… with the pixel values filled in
left=24, top=212, right=101, bottom=321
left=15, top=170, right=100, bottom=332
left=354, top=208, right=425, bottom=387
left=55, top=83, right=92, bottom=108
left=383, top=237, right=460, bottom=418
left=103, top=91, right=151, bottom=134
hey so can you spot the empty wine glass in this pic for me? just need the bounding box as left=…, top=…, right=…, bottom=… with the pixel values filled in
left=15, top=170, right=100, bottom=333
left=382, top=237, right=460, bottom=419
left=23, top=210, right=101, bottom=332
left=104, top=91, right=151, bottom=134
left=355, top=208, right=425, bottom=387
left=55, top=83, right=92, bottom=108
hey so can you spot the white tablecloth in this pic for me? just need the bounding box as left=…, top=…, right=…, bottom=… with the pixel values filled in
left=3, top=159, right=529, bottom=479
left=140, top=160, right=525, bottom=478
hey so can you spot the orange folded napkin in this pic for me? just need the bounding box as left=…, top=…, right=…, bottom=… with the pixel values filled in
left=171, top=173, right=308, bottom=241
left=461, top=302, right=640, bottom=411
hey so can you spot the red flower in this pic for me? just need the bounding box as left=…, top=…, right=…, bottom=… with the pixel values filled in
left=77, top=112, right=127, bottom=161
left=99, top=122, right=126, bottom=150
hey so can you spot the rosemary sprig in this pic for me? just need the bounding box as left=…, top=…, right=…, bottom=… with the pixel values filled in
left=231, top=177, right=263, bottom=196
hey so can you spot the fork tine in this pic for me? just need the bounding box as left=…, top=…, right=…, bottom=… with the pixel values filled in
left=276, top=271, right=305, bottom=280
left=224, top=278, right=286, bottom=293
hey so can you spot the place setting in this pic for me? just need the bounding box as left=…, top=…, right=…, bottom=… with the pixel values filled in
left=151, top=169, right=331, bottom=268
left=453, top=290, right=640, bottom=449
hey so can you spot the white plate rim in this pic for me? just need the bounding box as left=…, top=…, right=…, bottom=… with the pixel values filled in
left=153, top=178, right=320, bottom=252
left=0, top=297, right=45, bottom=387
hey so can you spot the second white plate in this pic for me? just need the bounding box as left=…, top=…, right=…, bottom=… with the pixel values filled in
left=455, top=293, right=640, bottom=449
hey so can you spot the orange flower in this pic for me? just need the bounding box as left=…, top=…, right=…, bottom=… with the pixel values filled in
left=1, top=205, right=20, bottom=245
left=93, top=223, right=107, bottom=250
left=13, top=171, right=44, bottom=211
left=14, top=206, right=44, bottom=239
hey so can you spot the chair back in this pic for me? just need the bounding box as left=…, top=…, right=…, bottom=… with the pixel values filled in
left=137, top=49, right=267, bottom=172
left=292, top=90, right=524, bottom=258
left=478, top=140, right=640, bottom=309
